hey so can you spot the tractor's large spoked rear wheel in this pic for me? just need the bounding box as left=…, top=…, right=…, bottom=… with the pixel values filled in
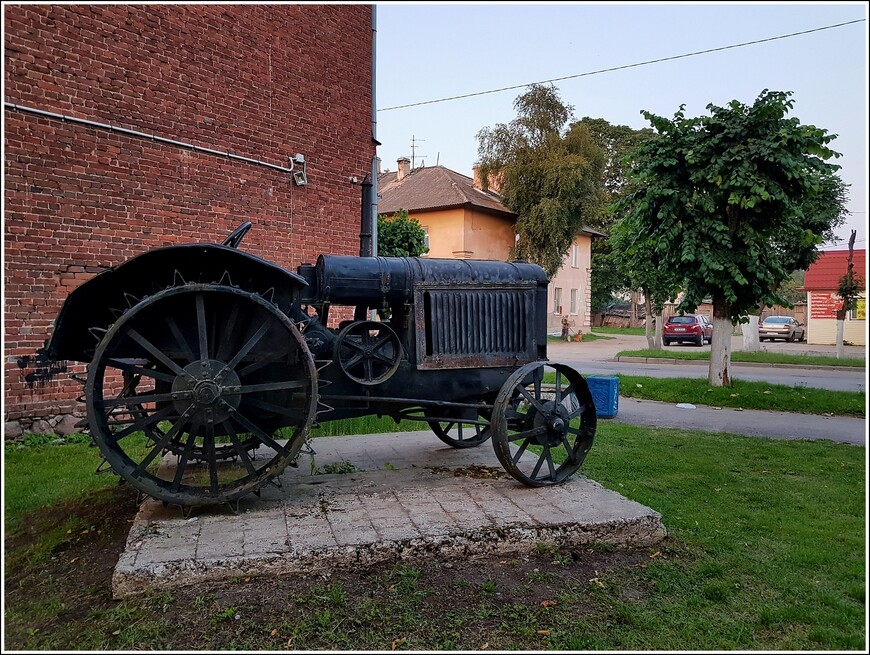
left=86, top=284, right=317, bottom=507
left=491, top=362, right=596, bottom=487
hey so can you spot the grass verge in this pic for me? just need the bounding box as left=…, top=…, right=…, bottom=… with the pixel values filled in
left=618, top=348, right=865, bottom=368
left=616, top=375, right=865, bottom=417
left=592, top=326, right=647, bottom=336
left=3, top=423, right=864, bottom=650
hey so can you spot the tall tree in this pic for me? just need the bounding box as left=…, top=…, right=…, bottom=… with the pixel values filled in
left=476, top=85, right=607, bottom=277
left=575, top=118, right=655, bottom=322
left=617, top=90, right=843, bottom=386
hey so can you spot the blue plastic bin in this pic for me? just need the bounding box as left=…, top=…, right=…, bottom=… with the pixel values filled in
left=585, top=375, right=619, bottom=418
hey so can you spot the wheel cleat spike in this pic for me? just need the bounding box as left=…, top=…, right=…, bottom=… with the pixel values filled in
left=226, top=498, right=241, bottom=515
left=108, top=306, right=124, bottom=319
left=95, top=458, right=113, bottom=474
left=181, top=505, right=195, bottom=519
left=172, top=270, right=187, bottom=287
left=88, top=327, right=108, bottom=342
left=123, top=292, right=141, bottom=308
left=260, top=287, right=276, bottom=304
left=135, top=490, right=149, bottom=506
left=267, top=477, right=283, bottom=490
left=253, top=489, right=261, bottom=498
left=218, top=270, right=235, bottom=287
left=71, top=373, right=87, bottom=385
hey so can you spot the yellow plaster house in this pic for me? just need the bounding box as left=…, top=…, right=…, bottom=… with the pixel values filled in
left=378, top=158, right=601, bottom=334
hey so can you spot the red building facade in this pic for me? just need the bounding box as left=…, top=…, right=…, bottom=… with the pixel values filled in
left=4, top=5, right=375, bottom=433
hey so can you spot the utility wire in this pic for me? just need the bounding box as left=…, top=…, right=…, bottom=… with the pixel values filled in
left=378, top=19, right=865, bottom=112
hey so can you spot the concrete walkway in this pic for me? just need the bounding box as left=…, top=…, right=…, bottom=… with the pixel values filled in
left=614, top=397, right=865, bottom=446
left=114, top=432, right=667, bottom=598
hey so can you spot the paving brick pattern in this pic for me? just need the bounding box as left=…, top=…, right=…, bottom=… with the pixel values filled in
left=113, top=431, right=667, bottom=598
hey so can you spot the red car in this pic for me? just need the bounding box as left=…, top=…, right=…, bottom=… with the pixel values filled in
left=663, top=314, right=712, bottom=347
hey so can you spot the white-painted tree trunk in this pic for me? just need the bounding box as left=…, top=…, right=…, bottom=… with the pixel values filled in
left=741, top=314, right=761, bottom=352
left=644, top=296, right=655, bottom=349
left=654, top=313, right=663, bottom=349
left=709, top=316, right=732, bottom=387
left=836, top=319, right=845, bottom=359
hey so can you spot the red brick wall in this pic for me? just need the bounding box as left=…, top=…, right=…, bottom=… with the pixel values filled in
left=4, top=4, right=374, bottom=427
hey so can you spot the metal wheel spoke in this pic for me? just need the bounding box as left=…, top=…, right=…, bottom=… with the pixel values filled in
left=165, top=314, right=196, bottom=364
left=516, top=385, right=547, bottom=415
left=232, top=379, right=309, bottom=395
left=560, top=433, right=578, bottom=462
left=105, top=359, right=176, bottom=384
left=543, top=444, right=557, bottom=480
left=103, top=391, right=182, bottom=408
left=237, top=349, right=290, bottom=378
left=371, top=349, right=396, bottom=365
left=507, top=425, right=546, bottom=443
left=195, top=293, right=209, bottom=361
left=171, top=420, right=200, bottom=491
left=242, top=396, right=308, bottom=421
left=224, top=322, right=271, bottom=372
left=131, top=408, right=193, bottom=475
left=567, top=403, right=587, bottom=420
left=511, top=437, right=531, bottom=464
left=110, top=404, right=175, bottom=442
left=530, top=449, right=547, bottom=480
left=216, top=301, right=241, bottom=362
left=227, top=422, right=258, bottom=477
left=364, top=357, right=373, bottom=381
left=226, top=405, right=289, bottom=457
left=127, top=329, right=189, bottom=378
left=342, top=337, right=366, bottom=354
left=344, top=352, right=365, bottom=370
left=555, top=371, right=563, bottom=404
left=204, top=421, right=219, bottom=493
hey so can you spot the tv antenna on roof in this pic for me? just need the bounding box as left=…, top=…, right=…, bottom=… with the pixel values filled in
left=411, top=135, right=427, bottom=169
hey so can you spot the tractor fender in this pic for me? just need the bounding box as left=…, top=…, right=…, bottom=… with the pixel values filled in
left=46, top=244, right=307, bottom=363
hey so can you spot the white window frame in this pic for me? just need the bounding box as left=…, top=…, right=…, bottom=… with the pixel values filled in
left=571, top=244, right=579, bottom=268
left=553, top=287, right=562, bottom=315
left=421, top=226, right=429, bottom=256
left=570, top=288, right=578, bottom=315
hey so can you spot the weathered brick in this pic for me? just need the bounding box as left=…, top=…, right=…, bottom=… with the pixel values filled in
left=4, top=4, right=374, bottom=424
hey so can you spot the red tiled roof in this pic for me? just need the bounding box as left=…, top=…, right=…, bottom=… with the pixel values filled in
left=378, top=165, right=514, bottom=218
left=804, top=249, right=866, bottom=290
left=377, top=165, right=606, bottom=239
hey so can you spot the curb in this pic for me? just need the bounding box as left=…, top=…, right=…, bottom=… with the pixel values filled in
left=614, top=356, right=864, bottom=372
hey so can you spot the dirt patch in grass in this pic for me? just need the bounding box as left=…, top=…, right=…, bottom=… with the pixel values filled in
left=4, top=485, right=658, bottom=650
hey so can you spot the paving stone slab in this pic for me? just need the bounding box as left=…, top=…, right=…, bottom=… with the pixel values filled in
left=113, top=431, right=666, bottom=598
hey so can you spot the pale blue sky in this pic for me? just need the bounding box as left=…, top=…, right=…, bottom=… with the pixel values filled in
left=375, top=2, right=868, bottom=249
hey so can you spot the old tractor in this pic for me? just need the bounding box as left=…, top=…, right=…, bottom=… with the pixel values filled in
left=46, top=223, right=597, bottom=509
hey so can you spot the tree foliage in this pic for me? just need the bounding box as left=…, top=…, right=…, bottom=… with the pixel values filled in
left=617, top=89, right=843, bottom=321
left=377, top=209, right=428, bottom=258
left=617, top=89, right=844, bottom=385
left=476, top=85, right=607, bottom=277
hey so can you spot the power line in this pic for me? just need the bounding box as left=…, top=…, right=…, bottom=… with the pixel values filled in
left=378, top=19, right=865, bottom=112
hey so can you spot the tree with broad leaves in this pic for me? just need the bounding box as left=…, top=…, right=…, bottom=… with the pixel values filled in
left=617, top=89, right=842, bottom=386
left=476, top=85, right=607, bottom=278
left=377, top=209, right=428, bottom=258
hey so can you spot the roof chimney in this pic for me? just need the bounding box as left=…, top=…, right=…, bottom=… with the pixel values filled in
left=397, top=157, right=411, bottom=181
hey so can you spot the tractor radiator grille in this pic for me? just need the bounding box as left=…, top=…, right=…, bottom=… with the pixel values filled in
left=418, top=288, right=537, bottom=369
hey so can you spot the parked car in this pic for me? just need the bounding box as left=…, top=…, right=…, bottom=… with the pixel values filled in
left=663, top=314, right=712, bottom=346
left=759, top=315, right=805, bottom=342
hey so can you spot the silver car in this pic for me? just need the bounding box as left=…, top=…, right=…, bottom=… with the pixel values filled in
left=759, top=316, right=805, bottom=342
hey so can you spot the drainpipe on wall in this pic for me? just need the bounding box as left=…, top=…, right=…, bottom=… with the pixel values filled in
left=370, top=5, right=379, bottom=258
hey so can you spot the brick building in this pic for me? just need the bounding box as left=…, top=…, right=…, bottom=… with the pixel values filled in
left=4, top=5, right=376, bottom=433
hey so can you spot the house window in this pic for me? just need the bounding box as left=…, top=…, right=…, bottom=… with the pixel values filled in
left=421, top=227, right=429, bottom=256
left=554, top=287, right=562, bottom=315
left=851, top=298, right=866, bottom=321
left=571, top=245, right=578, bottom=268
left=570, top=289, right=578, bottom=314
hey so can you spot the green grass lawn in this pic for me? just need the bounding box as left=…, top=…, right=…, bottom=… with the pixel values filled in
left=592, top=326, right=647, bottom=336
left=618, top=348, right=865, bottom=368
left=3, top=423, right=865, bottom=650
left=617, top=375, right=865, bottom=418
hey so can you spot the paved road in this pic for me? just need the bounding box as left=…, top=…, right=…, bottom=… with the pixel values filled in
left=549, top=333, right=867, bottom=392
